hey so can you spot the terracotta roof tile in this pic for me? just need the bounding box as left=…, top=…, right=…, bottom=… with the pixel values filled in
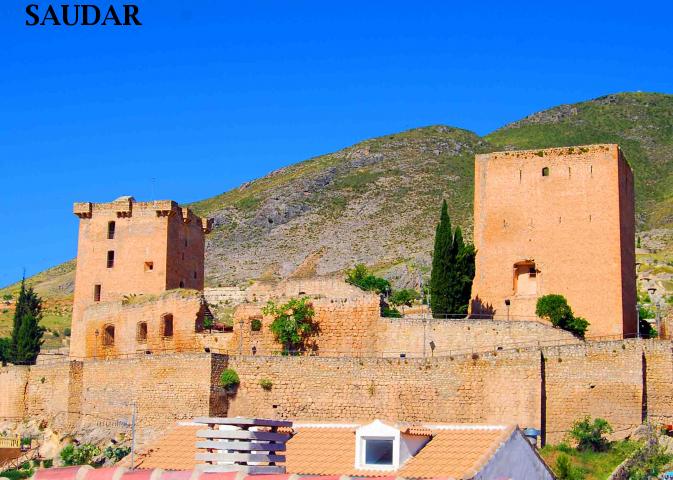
left=285, top=425, right=514, bottom=479
left=398, top=427, right=514, bottom=479
left=130, top=425, right=200, bottom=470
left=131, top=423, right=516, bottom=479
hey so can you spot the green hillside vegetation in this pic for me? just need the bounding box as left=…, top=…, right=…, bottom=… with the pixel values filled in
left=4, top=92, right=673, bottom=332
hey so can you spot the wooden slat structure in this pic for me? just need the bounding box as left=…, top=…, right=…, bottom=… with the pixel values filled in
left=193, top=417, right=292, bottom=474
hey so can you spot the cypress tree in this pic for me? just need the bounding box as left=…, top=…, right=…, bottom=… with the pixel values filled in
left=430, top=200, right=453, bottom=317
left=10, top=278, right=45, bottom=364
left=430, top=200, right=476, bottom=317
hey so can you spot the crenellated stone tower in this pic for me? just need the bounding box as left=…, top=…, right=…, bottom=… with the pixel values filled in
left=70, top=196, right=212, bottom=357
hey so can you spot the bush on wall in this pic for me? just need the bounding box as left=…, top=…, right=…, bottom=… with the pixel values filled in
left=219, top=368, right=240, bottom=389
left=536, top=294, right=589, bottom=338
left=250, top=318, right=262, bottom=332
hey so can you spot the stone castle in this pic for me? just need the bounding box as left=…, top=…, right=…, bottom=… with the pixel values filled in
left=1, top=144, right=668, bottom=449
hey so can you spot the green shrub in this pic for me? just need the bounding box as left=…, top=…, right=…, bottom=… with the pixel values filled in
left=569, top=417, right=612, bottom=452
left=63, top=328, right=71, bottom=337
left=555, top=454, right=584, bottom=480
left=60, top=443, right=101, bottom=466
left=42, top=459, right=53, bottom=468
left=259, top=378, right=273, bottom=391
left=203, top=316, right=214, bottom=331
left=250, top=318, right=262, bottom=332
left=536, top=294, right=589, bottom=338
left=382, top=305, right=402, bottom=318
left=219, top=369, right=240, bottom=389
left=103, top=445, right=131, bottom=462
left=345, top=264, right=391, bottom=294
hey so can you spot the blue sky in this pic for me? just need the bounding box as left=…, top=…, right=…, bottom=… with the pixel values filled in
left=1, top=1, right=672, bottom=287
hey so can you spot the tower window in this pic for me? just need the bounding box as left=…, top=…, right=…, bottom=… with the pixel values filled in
left=193, top=271, right=197, bottom=279
left=107, top=250, right=115, bottom=268
left=102, top=324, right=115, bottom=346
left=184, top=239, right=188, bottom=247
left=542, top=167, right=550, bottom=177
left=161, top=314, right=174, bottom=337
left=144, top=261, right=154, bottom=272
left=94, top=284, right=101, bottom=302
left=107, top=221, right=116, bottom=239
left=179, top=280, right=184, bottom=288
left=136, top=322, right=148, bottom=343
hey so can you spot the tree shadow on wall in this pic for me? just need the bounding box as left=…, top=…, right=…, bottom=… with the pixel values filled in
left=468, top=296, right=495, bottom=319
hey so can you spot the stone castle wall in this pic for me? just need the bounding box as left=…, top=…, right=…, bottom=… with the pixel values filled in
left=2, top=340, right=671, bottom=446
left=78, top=290, right=207, bottom=358
left=376, top=318, right=581, bottom=355
left=1, top=353, right=225, bottom=443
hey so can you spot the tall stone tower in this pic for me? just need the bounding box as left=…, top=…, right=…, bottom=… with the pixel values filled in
left=70, top=196, right=212, bottom=357
left=471, top=144, right=636, bottom=337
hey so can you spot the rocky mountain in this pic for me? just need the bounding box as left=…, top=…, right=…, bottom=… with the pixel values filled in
left=3, top=92, right=673, bottom=302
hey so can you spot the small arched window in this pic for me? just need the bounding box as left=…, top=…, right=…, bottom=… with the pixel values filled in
left=542, top=167, right=550, bottom=177
left=103, top=324, right=115, bottom=346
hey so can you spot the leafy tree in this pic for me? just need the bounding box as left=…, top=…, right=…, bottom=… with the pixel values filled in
left=345, top=264, right=391, bottom=295
left=389, top=289, right=420, bottom=308
left=536, top=294, right=589, bottom=338
left=9, top=279, right=45, bottom=365
left=569, top=417, right=612, bottom=452
left=429, top=200, right=476, bottom=317
left=262, top=297, right=316, bottom=354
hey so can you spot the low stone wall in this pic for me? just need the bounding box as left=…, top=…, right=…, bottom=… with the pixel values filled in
left=376, top=318, right=580, bottom=356
left=203, top=287, right=247, bottom=306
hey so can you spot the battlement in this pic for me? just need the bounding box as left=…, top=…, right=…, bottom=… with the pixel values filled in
left=476, top=144, right=618, bottom=162
left=73, top=196, right=212, bottom=232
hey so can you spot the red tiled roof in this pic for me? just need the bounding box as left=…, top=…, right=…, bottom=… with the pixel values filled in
left=117, top=422, right=519, bottom=479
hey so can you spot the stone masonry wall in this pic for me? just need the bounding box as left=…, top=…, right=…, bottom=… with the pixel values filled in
left=542, top=341, right=644, bottom=444
left=0, top=366, right=29, bottom=420
left=376, top=318, right=580, bottom=356
left=229, top=296, right=381, bottom=355
left=77, top=353, right=225, bottom=442
left=1, top=340, right=673, bottom=446
left=79, top=290, right=207, bottom=358
left=224, top=350, right=542, bottom=428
